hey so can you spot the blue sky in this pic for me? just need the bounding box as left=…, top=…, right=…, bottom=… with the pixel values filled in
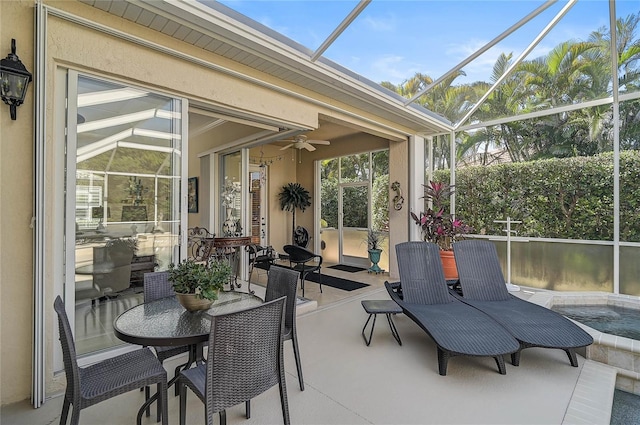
left=216, top=0, right=637, bottom=86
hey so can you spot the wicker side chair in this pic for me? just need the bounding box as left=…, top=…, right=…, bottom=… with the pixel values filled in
left=143, top=272, right=191, bottom=419
left=178, top=297, right=290, bottom=425
left=54, top=296, right=168, bottom=425
left=265, top=266, right=305, bottom=391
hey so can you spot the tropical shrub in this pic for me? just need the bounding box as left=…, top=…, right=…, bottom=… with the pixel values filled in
left=433, top=151, right=640, bottom=241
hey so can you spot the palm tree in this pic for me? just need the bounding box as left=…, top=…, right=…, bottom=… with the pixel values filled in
left=385, top=71, right=476, bottom=169
left=278, top=182, right=311, bottom=244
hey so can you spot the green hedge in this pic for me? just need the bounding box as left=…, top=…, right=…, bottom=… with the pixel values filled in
left=433, top=150, right=640, bottom=241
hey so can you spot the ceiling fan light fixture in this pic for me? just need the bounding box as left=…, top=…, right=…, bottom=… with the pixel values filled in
left=279, top=134, right=331, bottom=152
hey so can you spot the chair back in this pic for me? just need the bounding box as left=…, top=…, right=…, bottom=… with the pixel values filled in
left=144, top=271, right=174, bottom=302
left=265, top=266, right=300, bottom=337
left=283, top=245, right=318, bottom=264
left=205, top=297, right=286, bottom=418
left=453, top=240, right=511, bottom=301
left=53, top=296, right=80, bottom=403
left=93, top=243, right=134, bottom=293
left=187, top=227, right=215, bottom=261
left=395, top=242, right=452, bottom=305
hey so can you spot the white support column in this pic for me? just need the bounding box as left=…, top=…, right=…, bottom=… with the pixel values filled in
left=609, top=0, right=620, bottom=294
left=33, top=0, right=47, bottom=408
left=450, top=130, right=456, bottom=215
left=409, top=134, right=425, bottom=241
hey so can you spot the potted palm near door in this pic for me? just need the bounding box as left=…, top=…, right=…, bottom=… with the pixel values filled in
left=278, top=182, right=312, bottom=245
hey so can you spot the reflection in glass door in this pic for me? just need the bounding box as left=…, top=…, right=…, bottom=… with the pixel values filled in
left=220, top=152, right=242, bottom=237
left=68, top=73, right=183, bottom=356
left=340, top=184, right=369, bottom=267
left=249, top=165, right=268, bottom=245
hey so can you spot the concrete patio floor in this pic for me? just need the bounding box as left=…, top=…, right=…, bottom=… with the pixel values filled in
left=1, top=271, right=616, bottom=424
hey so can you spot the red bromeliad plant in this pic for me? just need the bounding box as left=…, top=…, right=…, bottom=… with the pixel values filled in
left=410, top=181, right=473, bottom=251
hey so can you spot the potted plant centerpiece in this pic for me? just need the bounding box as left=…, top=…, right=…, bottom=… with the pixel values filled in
left=168, top=259, right=232, bottom=312
left=366, top=229, right=387, bottom=274
left=410, top=181, right=473, bottom=280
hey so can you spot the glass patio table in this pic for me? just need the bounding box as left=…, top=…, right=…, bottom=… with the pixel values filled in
left=114, top=290, right=263, bottom=352
left=113, top=291, right=263, bottom=424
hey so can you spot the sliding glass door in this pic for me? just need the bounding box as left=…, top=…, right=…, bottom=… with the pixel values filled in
left=339, top=183, right=370, bottom=267
left=66, top=72, right=184, bottom=355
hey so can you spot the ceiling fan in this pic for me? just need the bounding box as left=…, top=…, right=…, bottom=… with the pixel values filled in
left=279, top=134, right=330, bottom=152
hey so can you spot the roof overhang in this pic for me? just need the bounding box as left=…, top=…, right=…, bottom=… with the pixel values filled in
left=79, top=0, right=453, bottom=137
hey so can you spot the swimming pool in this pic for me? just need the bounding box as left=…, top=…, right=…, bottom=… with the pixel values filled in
left=551, top=304, right=640, bottom=340
left=528, top=291, right=640, bottom=397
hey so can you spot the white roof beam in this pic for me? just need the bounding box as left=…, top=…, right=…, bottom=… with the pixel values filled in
left=455, top=0, right=578, bottom=130
left=190, top=118, right=227, bottom=138
left=77, top=108, right=158, bottom=133
left=404, top=0, right=557, bottom=106
left=310, top=0, right=371, bottom=62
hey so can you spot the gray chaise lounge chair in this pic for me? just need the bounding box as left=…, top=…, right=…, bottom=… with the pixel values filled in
left=452, top=239, right=593, bottom=367
left=387, top=242, right=520, bottom=375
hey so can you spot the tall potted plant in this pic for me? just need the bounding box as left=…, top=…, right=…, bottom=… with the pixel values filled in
left=410, top=181, right=473, bottom=279
left=168, top=259, right=232, bottom=311
left=278, top=182, right=312, bottom=245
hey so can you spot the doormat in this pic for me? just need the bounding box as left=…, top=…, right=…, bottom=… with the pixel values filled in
left=328, top=264, right=367, bottom=273
left=304, top=272, right=369, bottom=291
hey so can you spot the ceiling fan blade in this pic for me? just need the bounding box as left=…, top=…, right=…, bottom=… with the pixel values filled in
left=308, top=139, right=330, bottom=145
left=279, top=143, right=294, bottom=150
left=296, top=142, right=315, bottom=151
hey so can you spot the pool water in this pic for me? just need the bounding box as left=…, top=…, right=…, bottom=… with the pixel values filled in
left=611, top=389, right=640, bottom=425
left=551, top=305, right=640, bottom=340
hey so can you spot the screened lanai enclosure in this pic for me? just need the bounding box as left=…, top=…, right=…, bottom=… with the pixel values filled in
left=392, top=0, right=640, bottom=296
left=225, top=0, right=640, bottom=296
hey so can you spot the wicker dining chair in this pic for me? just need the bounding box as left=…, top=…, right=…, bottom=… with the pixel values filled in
left=265, top=265, right=305, bottom=391
left=143, top=271, right=192, bottom=419
left=178, top=297, right=290, bottom=425
left=54, top=296, right=168, bottom=425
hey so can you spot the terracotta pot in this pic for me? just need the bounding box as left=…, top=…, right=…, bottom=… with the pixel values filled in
left=439, top=250, right=458, bottom=281
left=176, top=293, right=214, bottom=312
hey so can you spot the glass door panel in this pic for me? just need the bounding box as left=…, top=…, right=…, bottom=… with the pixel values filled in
left=340, top=184, right=369, bottom=267
left=320, top=158, right=339, bottom=264
left=71, top=74, right=183, bottom=356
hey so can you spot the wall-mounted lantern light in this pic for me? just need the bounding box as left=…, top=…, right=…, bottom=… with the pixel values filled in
left=1, top=39, right=32, bottom=120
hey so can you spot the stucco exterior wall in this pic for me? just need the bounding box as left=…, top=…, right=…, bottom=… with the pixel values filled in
left=388, top=139, right=409, bottom=279
left=1, top=0, right=419, bottom=405
left=1, top=0, right=36, bottom=406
